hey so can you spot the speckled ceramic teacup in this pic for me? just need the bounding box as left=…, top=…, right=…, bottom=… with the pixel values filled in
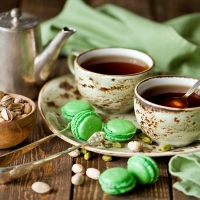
left=68, top=48, right=154, bottom=114
left=134, top=76, right=200, bottom=147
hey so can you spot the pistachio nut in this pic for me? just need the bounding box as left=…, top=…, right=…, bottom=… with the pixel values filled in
left=71, top=174, right=84, bottom=185
left=86, top=168, right=101, bottom=180
left=84, top=152, right=92, bottom=160
left=102, top=155, right=112, bottom=162
left=1, top=108, right=14, bottom=121
left=72, top=164, right=85, bottom=174
left=127, top=141, right=143, bottom=152
left=23, top=103, right=32, bottom=114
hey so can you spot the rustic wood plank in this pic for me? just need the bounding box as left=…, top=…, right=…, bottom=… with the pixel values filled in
left=0, top=0, right=19, bottom=12
left=20, top=0, right=66, bottom=21
left=72, top=155, right=172, bottom=200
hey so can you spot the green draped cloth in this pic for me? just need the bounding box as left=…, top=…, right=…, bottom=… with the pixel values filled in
left=41, top=0, right=200, bottom=77
left=169, top=152, right=200, bottom=198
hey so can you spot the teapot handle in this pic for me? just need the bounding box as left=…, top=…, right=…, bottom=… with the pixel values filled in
left=67, top=51, right=83, bottom=75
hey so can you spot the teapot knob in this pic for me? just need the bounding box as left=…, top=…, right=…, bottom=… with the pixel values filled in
left=10, top=8, right=21, bottom=23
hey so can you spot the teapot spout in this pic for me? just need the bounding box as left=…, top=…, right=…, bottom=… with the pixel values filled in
left=34, top=27, right=76, bottom=86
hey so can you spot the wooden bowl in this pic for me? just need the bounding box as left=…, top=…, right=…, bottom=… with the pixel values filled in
left=0, top=93, right=37, bottom=149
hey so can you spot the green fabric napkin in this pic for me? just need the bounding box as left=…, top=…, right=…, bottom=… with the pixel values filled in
left=41, top=0, right=200, bottom=77
left=169, top=152, right=200, bottom=198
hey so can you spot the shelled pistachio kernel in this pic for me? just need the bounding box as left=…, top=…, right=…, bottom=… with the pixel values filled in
left=142, top=136, right=152, bottom=144
left=102, top=155, right=112, bottom=162
left=137, top=132, right=146, bottom=139
left=101, top=140, right=113, bottom=148
left=113, top=142, right=123, bottom=148
left=84, top=152, right=92, bottom=160
left=80, top=149, right=88, bottom=155
left=161, top=144, right=171, bottom=152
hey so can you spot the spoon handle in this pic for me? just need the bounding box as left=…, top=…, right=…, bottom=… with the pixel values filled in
left=0, top=142, right=87, bottom=184
left=0, top=134, right=56, bottom=167
left=182, top=79, right=200, bottom=99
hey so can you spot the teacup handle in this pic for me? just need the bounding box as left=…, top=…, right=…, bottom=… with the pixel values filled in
left=67, top=51, right=83, bottom=75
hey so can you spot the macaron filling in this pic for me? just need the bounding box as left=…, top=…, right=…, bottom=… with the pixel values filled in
left=127, top=154, right=159, bottom=184
left=61, top=100, right=94, bottom=122
left=99, top=167, right=136, bottom=195
left=103, top=119, right=137, bottom=142
left=71, top=110, right=102, bottom=141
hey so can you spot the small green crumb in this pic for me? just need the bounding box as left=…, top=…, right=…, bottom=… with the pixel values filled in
left=161, top=144, right=171, bottom=152
left=84, top=152, right=92, bottom=160
left=137, top=133, right=146, bottom=139
left=142, top=136, right=152, bottom=144
left=102, top=155, right=112, bottom=162
left=112, top=142, right=123, bottom=148
left=80, top=149, right=88, bottom=155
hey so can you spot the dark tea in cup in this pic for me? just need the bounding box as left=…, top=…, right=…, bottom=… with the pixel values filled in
left=141, top=85, right=200, bottom=108
left=81, top=55, right=149, bottom=75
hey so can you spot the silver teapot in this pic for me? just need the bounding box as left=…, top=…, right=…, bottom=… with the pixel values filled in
left=0, top=8, right=76, bottom=99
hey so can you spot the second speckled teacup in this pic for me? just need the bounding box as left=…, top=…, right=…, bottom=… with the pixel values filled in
left=68, top=48, right=155, bottom=114
left=134, top=76, right=200, bottom=147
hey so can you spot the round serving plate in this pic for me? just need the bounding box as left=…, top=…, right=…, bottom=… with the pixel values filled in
left=38, top=74, right=200, bottom=157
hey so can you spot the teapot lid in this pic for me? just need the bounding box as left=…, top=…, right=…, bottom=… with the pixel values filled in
left=0, top=8, right=40, bottom=30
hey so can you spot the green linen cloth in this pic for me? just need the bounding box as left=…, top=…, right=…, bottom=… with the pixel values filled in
left=169, top=152, right=200, bottom=198
left=41, top=0, right=200, bottom=77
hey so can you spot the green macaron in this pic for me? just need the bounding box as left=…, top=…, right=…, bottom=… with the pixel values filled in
left=103, top=119, right=137, bottom=142
left=127, top=154, right=159, bottom=184
left=99, top=167, right=136, bottom=195
left=70, top=110, right=102, bottom=141
left=61, top=100, right=94, bottom=122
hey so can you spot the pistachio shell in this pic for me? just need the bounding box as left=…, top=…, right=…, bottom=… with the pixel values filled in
left=11, top=103, right=24, bottom=110
left=0, top=106, right=4, bottom=112
left=86, top=168, right=100, bottom=180
left=1, top=108, right=14, bottom=121
left=128, top=141, right=143, bottom=152
left=23, top=103, right=32, bottom=114
left=71, top=174, right=84, bottom=185
left=68, top=149, right=80, bottom=157
left=31, top=182, right=51, bottom=194
left=72, top=164, right=85, bottom=174
left=14, top=97, right=24, bottom=103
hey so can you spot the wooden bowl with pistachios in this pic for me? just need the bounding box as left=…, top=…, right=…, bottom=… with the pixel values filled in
left=0, top=91, right=37, bottom=149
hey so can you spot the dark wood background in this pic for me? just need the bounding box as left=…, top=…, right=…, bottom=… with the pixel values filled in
left=1, top=0, right=200, bottom=22
left=0, top=1, right=200, bottom=200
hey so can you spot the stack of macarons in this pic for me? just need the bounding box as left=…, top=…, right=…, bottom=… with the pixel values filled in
left=99, top=154, right=159, bottom=195
left=61, top=100, right=102, bottom=141
left=61, top=100, right=94, bottom=122
left=61, top=100, right=137, bottom=142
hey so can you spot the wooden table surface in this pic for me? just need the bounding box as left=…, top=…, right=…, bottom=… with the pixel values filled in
left=0, top=1, right=200, bottom=200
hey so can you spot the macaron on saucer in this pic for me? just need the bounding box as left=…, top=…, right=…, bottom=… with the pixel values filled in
left=70, top=110, right=102, bottom=141
left=103, top=119, right=137, bottom=142
left=99, top=167, right=136, bottom=195
left=127, top=154, right=159, bottom=184
left=61, top=100, right=94, bottom=122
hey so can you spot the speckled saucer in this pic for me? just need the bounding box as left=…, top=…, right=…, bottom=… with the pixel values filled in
left=38, top=74, right=200, bottom=157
